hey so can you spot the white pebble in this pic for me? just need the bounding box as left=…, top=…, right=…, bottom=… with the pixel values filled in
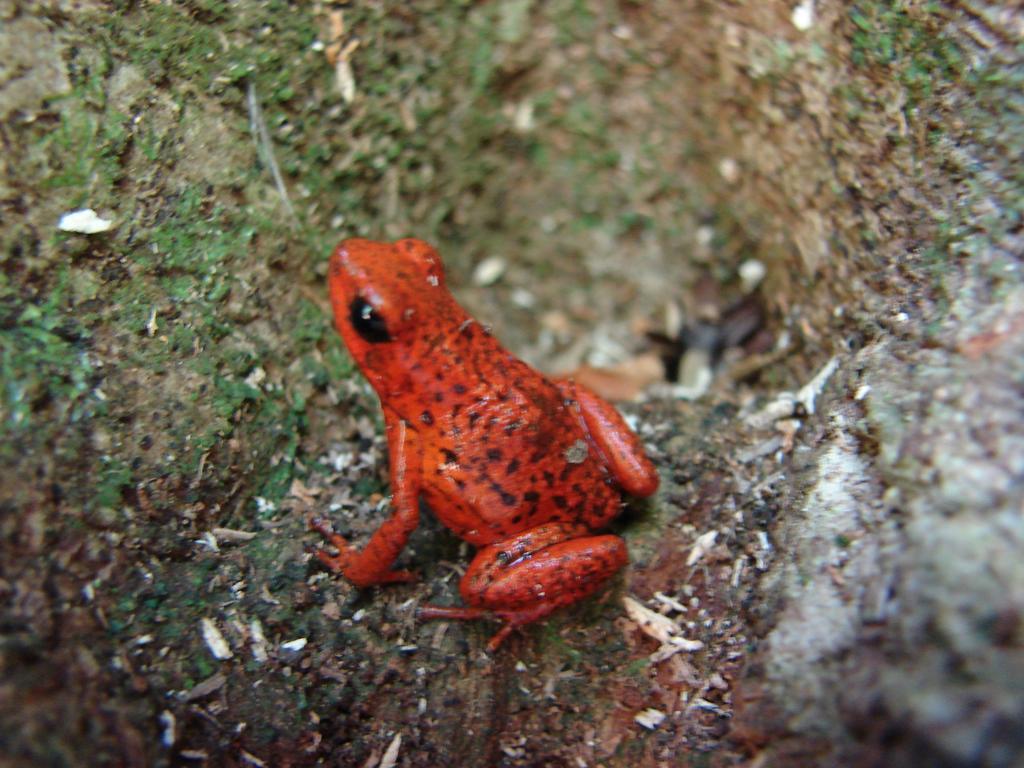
left=792, top=0, right=814, bottom=31
left=472, top=256, right=507, bottom=286
left=58, top=209, right=113, bottom=234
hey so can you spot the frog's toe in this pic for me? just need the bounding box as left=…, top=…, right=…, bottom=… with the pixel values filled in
left=379, top=569, right=418, bottom=584
left=313, top=548, right=347, bottom=573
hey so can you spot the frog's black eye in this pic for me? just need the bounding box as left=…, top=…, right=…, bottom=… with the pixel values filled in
left=349, top=296, right=391, bottom=343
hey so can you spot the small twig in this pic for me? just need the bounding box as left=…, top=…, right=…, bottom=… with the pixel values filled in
left=246, top=80, right=298, bottom=226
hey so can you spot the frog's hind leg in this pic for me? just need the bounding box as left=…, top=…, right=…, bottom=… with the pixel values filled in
left=417, top=522, right=627, bottom=651
left=554, top=378, right=659, bottom=498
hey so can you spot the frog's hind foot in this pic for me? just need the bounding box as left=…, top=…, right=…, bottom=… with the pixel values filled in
left=417, top=604, right=556, bottom=652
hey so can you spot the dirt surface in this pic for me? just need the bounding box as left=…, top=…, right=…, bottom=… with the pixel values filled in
left=1, top=1, right=1021, bottom=767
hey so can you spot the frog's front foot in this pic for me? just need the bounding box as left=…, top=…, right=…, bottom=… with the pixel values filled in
left=309, top=517, right=418, bottom=586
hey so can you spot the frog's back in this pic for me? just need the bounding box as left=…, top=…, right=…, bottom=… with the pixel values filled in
left=412, top=325, right=622, bottom=544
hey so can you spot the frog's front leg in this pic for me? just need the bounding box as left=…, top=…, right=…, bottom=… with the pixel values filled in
left=556, top=379, right=659, bottom=498
left=311, top=411, right=422, bottom=586
left=418, top=522, right=627, bottom=651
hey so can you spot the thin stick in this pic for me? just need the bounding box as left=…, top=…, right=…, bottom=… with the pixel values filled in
left=246, top=80, right=298, bottom=225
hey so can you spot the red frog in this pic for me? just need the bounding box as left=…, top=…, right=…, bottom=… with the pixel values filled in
left=313, top=238, right=659, bottom=650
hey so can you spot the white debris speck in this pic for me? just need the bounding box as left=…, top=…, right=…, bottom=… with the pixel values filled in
left=58, top=208, right=113, bottom=234
left=648, top=635, right=705, bottom=663
left=197, top=531, right=219, bottom=552
left=732, top=556, right=746, bottom=587
left=792, top=0, right=814, bottom=31
left=254, top=497, right=276, bottom=515
left=745, top=392, right=798, bottom=429
left=244, top=367, right=266, bottom=389
left=854, top=384, right=871, bottom=401
left=512, top=100, right=535, bottom=133
left=335, top=47, right=358, bottom=103
left=738, top=259, right=766, bottom=292
left=718, top=157, right=739, bottom=183
left=250, top=619, right=269, bottom=663
left=472, top=256, right=507, bottom=286
left=755, top=530, right=773, bottom=570
left=515, top=660, right=528, bottom=672
left=329, top=450, right=353, bottom=471
left=653, top=591, right=688, bottom=613
left=379, top=733, right=402, bottom=768
left=635, top=708, right=666, bottom=729
left=200, top=618, right=233, bottom=660
left=668, top=636, right=704, bottom=652
left=686, top=530, right=719, bottom=566
left=280, top=637, right=307, bottom=653
left=159, top=710, right=176, bottom=748
left=796, top=356, right=839, bottom=415
left=676, top=349, right=714, bottom=400
left=510, top=288, right=536, bottom=308
left=689, top=697, right=724, bottom=714
left=352, top=608, right=365, bottom=622
left=745, top=356, right=840, bottom=428
left=240, top=750, right=266, bottom=768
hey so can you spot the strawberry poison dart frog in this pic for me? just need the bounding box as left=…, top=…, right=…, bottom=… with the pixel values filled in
left=313, top=238, right=659, bottom=650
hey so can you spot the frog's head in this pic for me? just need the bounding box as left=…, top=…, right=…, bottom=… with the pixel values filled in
left=328, top=238, right=455, bottom=382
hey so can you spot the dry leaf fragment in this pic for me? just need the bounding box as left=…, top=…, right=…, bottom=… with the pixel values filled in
left=622, top=596, right=680, bottom=644
left=796, top=356, right=839, bottom=415
left=323, top=10, right=359, bottom=103
left=634, top=708, right=666, bottom=729
left=335, top=42, right=359, bottom=103
left=200, top=617, right=233, bottom=660
left=324, top=10, right=345, bottom=63
left=379, top=733, right=402, bottom=768
left=288, top=478, right=321, bottom=505
left=648, top=636, right=705, bottom=663
left=744, top=392, right=797, bottom=429
left=184, top=672, right=226, bottom=702
left=211, top=527, right=257, bottom=543
left=568, top=353, right=665, bottom=402
left=686, top=530, right=718, bottom=566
